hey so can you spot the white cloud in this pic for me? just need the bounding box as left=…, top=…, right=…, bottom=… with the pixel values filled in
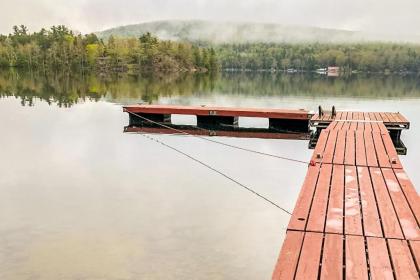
left=0, top=0, right=419, bottom=36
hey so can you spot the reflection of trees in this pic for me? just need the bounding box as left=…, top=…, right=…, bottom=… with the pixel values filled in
left=215, top=72, right=420, bottom=98
left=0, top=70, right=104, bottom=107
left=0, top=70, right=419, bottom=107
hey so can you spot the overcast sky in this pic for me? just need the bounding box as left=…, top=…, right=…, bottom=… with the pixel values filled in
left=1, top=0, right=419, bottom=35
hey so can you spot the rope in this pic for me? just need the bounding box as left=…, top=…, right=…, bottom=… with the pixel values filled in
left=138, top=132, right=292, bottom=215
left=126, top=111, right=310, bottom=165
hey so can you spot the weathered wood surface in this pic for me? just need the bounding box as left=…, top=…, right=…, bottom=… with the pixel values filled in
left=273, top=119, right=419, bottom=280
left=123, top=104, right=311, bottom=120
left=310, top=111, right=410, bottom=129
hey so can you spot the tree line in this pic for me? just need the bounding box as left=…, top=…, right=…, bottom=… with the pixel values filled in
left=215, top=43, right=420, bottom=73
left=0, top=25, right=219, bottom=73
left=1, top=25, right=420, bottom=74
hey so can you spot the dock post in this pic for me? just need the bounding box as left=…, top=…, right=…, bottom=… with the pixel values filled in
left=196, top=116, right=238, bottom=129
left=269, top=118, right=309, bottom=132
left=129, top=113, right=171, bottom=126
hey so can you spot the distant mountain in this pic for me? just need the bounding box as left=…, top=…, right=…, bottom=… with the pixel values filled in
left=96, top=20, right=420, bottom=44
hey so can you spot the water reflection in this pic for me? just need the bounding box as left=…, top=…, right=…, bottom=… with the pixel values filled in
left=1, top=70, right=420, bottom=107
left=124, top=125, right=310, bottom=140
left=1, top=70, right=420, bottom=279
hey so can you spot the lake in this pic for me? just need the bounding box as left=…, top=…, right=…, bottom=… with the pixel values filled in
left=0, top=70, right=419, bottom=279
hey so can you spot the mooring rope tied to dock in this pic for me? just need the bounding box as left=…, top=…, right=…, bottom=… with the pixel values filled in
left=126, top=111, right=310, bottom=165
left=137, top=132, right=292, bottom=215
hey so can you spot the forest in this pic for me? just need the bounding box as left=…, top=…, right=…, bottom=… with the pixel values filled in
left=216, top=43, right=420, bottom=73
left=1, top=25, right=420, bottom=74
left=0, top=25, right=218, bottom=73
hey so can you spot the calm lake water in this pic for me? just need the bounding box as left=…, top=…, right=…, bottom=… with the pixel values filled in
left=0, top=71, right=419, bottom=279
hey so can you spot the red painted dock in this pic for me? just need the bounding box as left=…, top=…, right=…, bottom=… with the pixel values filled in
left=310, top=111, right=410, bottom=129
left=124, top=104, right=313, bottom=132
left=273, top=119, right=419, bottom=279
left=123, top=104, right=311, bottom=120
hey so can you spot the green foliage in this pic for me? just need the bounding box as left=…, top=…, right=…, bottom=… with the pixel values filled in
left=2, top=25, right=419, bottom=74
left=215, top=43, right=420, bottom=73
left=0, top=26, right=218, bottom=73
left=86, top=43, right=101, bottom=66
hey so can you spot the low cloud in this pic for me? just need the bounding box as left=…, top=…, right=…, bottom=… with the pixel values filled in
left=0, top=0, right=419, bottom=39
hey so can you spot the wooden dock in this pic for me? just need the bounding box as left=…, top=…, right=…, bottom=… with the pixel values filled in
left=123, top=104, right=312, bottom=132
left=122, top=105, right=418, bottom=278
left=310, top=111, right=410, bottom=130
left=272, top=118, right=419, bottom=279
left=309, top=111, right=410, bottom=154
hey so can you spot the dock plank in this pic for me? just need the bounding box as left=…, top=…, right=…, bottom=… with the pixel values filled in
left=320, top=234, right=343, bottom=280
left=366, top=237, right=394, bottom=280
left=364, top=130, right=378, bottom=167
left=409, top=240, right=420, bottom=269
left=344, top=130, right=356, bottom=165
left=388, top=239, right=419, bottom=280
left=370, top=167, right=404, bottom=239
left=295, top=232, right=323, bottom=280
left=358, top=167, right=383, bottom=237
left=272, top=231, right=304, bottom=279
left=393, top=169, right=420, bottom=224
left=372, top=132, right=391, bottom=168
left=382, top=168, right=420, bottom=240
left=312, top=130, right=329, bottom=164
left=288, top=165, right=321, bottom=231
left=344, top=166, right=363, bottom=235
left=355, top=130, right=367, bottom=166
left=325, top=165, right=344, bottom=234
left=307, top=164, right=333, bottom=232
left=333, top=130, right=346, bottom=165
left=345, top=235, right=368, bottom=280
left=323, top=129, right=338, bottom=163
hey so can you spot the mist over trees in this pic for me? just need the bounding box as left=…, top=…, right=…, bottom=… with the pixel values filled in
left=216, top=43, right=420, bottom=73
left=0, top=25, right=218, bottom=73
left=1, top=25, right=420, bottom=74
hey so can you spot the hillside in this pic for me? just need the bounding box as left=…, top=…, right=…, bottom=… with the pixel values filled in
left=97, top=20, right=359, bottom=43
left=96, top=20, right=420, bottom=44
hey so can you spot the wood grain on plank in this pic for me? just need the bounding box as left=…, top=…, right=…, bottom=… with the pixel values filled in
left=382, top=168, right=420, bottom=241
left=366, top=237, right=394, bottom=280
left=358, top=166, right=383, bottom=237
left=323, top=129, right=339, bottom=163
left=381, top=131, right=402, bottom=169
left=288, top=165, right=321, bottom=231
left=333, top=130, right=346, bottom=165
left=355, top=130, right=367, bottom=166
left=409, top=240, right=420, bottom=271
left=345, top=165, right=363, bottom=235
left=307, top=164, right=333, bottom=232
left=393, top=169, right=420, bottom=225
left=345, top=235, right=368, bottom=280
left=272, top=231, right=304, bottom=280
left=312, top=130, right=330, bottom=163
left=320, top=234, right=343, bottom=280
left=344, top=130, right=356, bottom=166
left=326, top=165, right=344, bottom=234
left=295, top=232, right=323, bottom=280
left=370, top=167, right=404, bottom=239
left=388, top=239, right=419, bottom=280
left=364, top=131, right=378, bottom=167
left=372, top=132, right=391, bottom=168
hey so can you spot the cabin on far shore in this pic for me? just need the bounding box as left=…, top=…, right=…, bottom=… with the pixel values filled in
left=327, top=66, right=340, bottom=76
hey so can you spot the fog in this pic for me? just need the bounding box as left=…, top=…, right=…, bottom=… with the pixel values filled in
left=1, top=0, right=419, bottom=40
